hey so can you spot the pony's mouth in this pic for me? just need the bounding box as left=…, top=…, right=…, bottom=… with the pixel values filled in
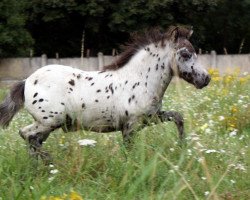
left=194, top=75, right=211, bottom=89
left=180, top=72, right=211, bottom=89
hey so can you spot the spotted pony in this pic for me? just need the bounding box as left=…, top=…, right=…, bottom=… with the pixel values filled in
left=0, top=26, right=210, bottom=160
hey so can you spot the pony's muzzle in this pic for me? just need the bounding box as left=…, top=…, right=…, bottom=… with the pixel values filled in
left=195, top=74, right=211, bottom=89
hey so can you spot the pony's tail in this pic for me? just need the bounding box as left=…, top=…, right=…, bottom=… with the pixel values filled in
left=0, top=81, right=25, bottom=128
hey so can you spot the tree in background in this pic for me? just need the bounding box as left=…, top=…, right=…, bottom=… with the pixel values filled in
left=0, top=0, right=249, bottom=57
left=0, top=0, right=33, bottom=57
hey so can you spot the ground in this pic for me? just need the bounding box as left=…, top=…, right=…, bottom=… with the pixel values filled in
left=0, top=68, right=249, bottom=200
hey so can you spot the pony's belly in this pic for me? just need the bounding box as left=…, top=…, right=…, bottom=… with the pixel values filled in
left=81, top=118, right=117, bottom=132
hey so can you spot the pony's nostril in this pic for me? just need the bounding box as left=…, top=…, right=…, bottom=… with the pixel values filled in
left=204, top=75, right=211, bottom=85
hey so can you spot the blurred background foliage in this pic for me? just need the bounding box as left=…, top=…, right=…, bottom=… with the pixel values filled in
left=0, top=0, right=249, bottom=57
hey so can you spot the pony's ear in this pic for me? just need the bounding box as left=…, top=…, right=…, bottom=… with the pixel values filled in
left=187, top=26, right=193, bottom=39
left=170, top=27, right=179, bottom=42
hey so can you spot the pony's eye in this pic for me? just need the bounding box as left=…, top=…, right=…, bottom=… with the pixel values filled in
left=180, top=51, right=191, bottom=59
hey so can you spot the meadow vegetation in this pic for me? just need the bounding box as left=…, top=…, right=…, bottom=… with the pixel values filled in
left=0, top=69, right=249, bottom=200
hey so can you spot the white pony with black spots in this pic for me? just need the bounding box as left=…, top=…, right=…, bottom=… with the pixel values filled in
left=0, top=26, right=210, bottom=161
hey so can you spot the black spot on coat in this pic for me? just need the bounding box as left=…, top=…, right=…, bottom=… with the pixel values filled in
left=68, top=79, right=75, bottom=86
left=77, top=74, right=81, bottom=79
left=125, top=110, right=129, bottom=116
left=33, top=93, right=38, bottom=98
left=109, top=83, right=114, bottom=94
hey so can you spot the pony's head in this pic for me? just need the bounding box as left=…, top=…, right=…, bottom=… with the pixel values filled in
left=170, top=27, right=210, bottom=89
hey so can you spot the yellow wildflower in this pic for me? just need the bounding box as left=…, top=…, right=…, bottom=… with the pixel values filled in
left=224, top=75, right=233, bottom=84
left=231, top=106, right=238, bottom=113
left=239, top=77, right=247, bottom=84
left=212, top=76, right=222, bottom=82
left=200, top=123, right=208, bottom=131
left=208, top=68, right=220, bottom=77
left=59, top=135, right=66, bottom=145
left=40, top=196, right=65, bottom=200
left=70, top=190, right=83, bottom=200
left=40, top=191, right=83, bottom=200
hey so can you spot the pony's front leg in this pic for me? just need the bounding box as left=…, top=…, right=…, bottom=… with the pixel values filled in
left=19, top=122, right=53, bottom=163
left=157, top=111, right=185, bottom=140
left=122, top=117, right=142, bottom=146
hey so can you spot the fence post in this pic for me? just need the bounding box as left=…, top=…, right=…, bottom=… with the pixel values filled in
left=41, top=54, right=47, bottom=67
left=98, top=52, right=104, bottom=71
left=211, top=50, right=217, bottom=68
left=198, top=48, right=202, bottom=55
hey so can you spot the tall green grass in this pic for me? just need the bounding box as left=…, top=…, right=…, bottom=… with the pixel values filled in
left=0, top=70, right=249, bottom=200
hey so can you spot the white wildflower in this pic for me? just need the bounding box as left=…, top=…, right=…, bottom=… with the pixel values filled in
left=229, top=130, right=237, bottom=137
left=205, top=128, right=212, bottom=134
left=48, top=176, right=55, bottom=182
left=234, top=163, right=246, bottom=172
left=170, top=148, right=174, bottom=152
left=49, top=164, right=54, bottom=168
left=78, top=139, right=97, bottom=147
left=218, top=116, right=225, bottom=121
left=205, top=149, right=217, bottom=154
left=50, top=169, right=59, bottom=174
left=238, top=99, right=243, bottom=104
left=29, top=186, right=34, bottom=190
left=239, top=135, right=244, bottom=140
left=201, top=176, right=207, bottom=180
left=230, top=180, right=236, bottom=184
left=208, top=120, right=214, bottom=125
left=204, top=191, right=210, bottom=196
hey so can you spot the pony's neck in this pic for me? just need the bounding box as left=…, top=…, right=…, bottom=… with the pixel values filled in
left=120, top=43, right=174, bottom=98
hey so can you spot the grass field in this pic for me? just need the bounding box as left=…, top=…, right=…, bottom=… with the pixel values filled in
left=0, top=69, right=249, bottom=200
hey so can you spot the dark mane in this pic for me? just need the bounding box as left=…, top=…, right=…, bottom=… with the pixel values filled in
left=103, top=26, right=192, bottom=71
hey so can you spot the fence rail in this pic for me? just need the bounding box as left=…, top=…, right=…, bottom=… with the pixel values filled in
left=0, top=52, right=249, bottom=87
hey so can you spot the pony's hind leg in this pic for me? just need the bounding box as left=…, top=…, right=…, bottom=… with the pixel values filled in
left=19, top=122, right=53, bottom=162
left=157, top=111, right=185, bottom=141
